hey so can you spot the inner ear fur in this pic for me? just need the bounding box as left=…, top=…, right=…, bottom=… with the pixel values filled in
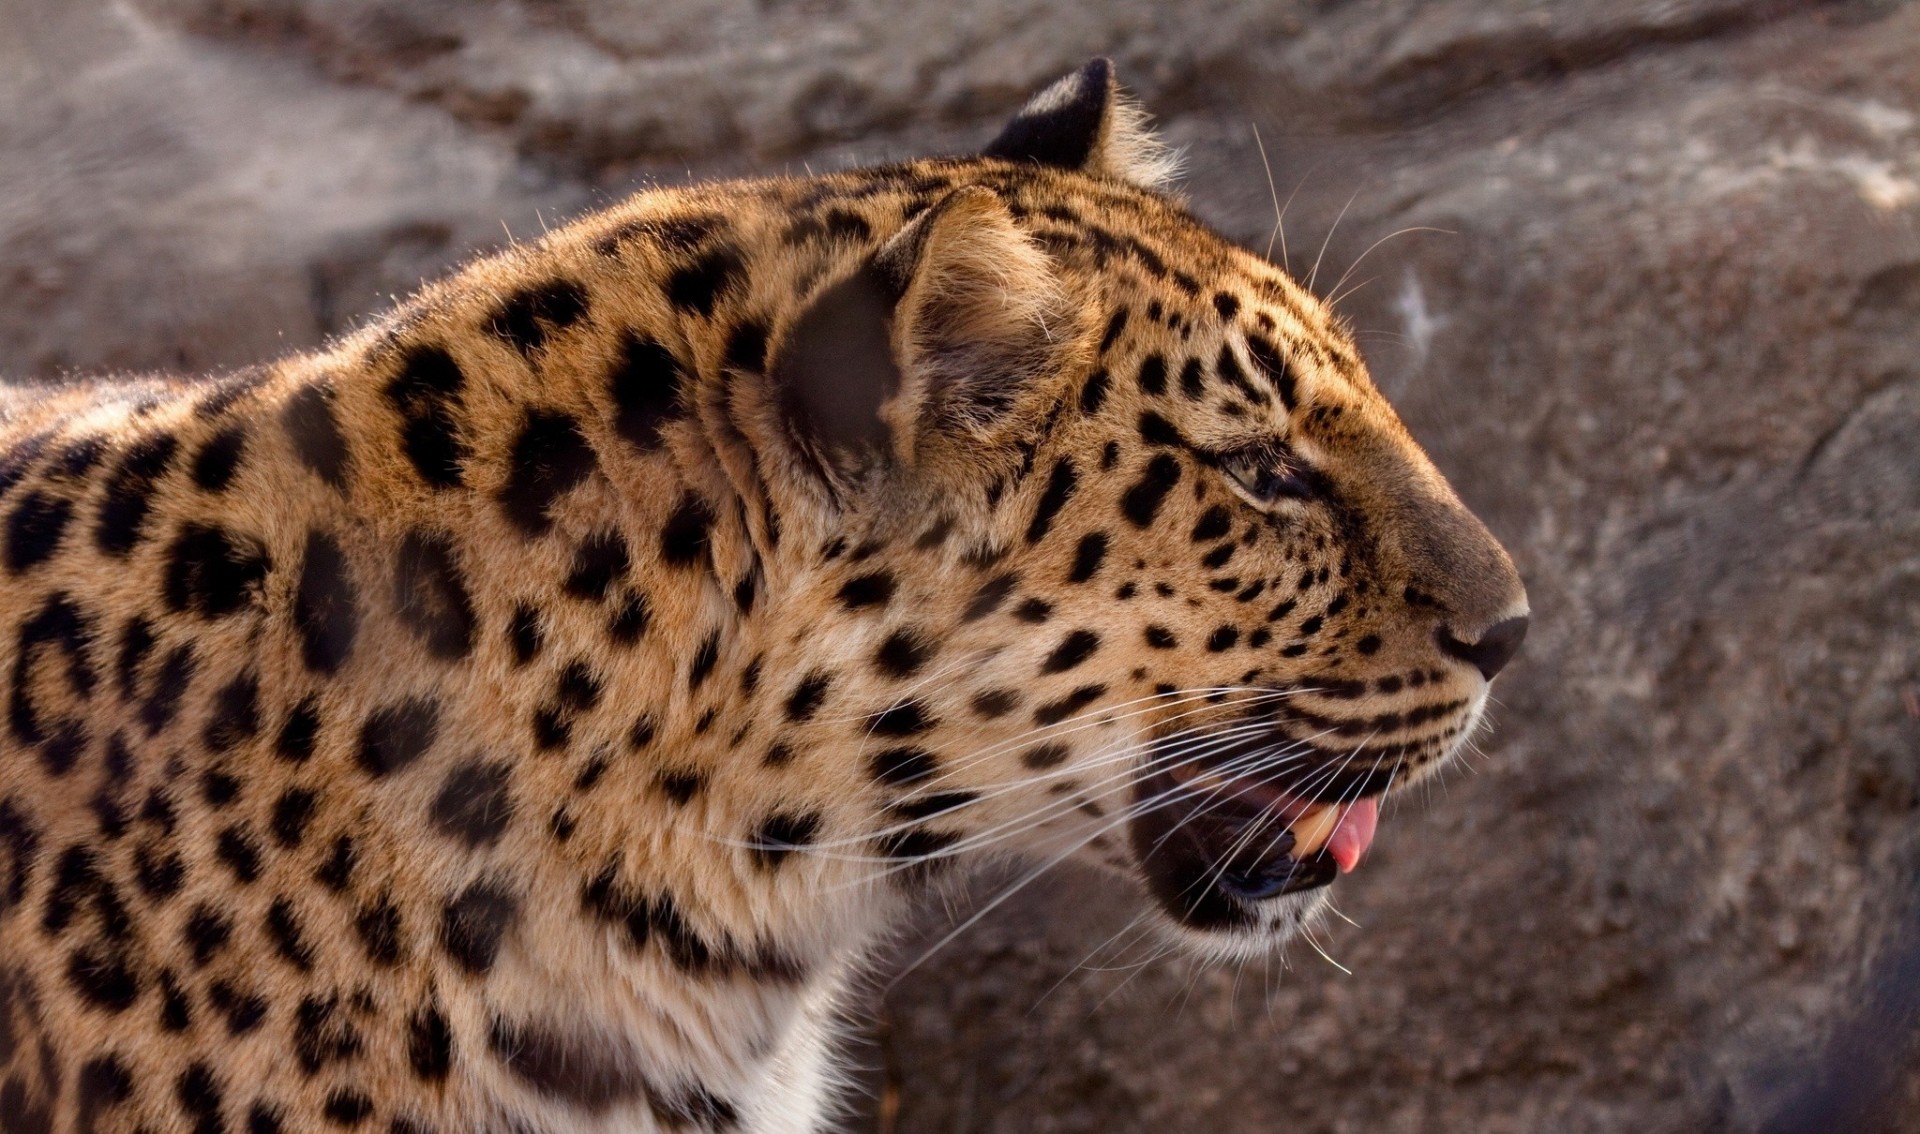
left=769, top=186, right=1083, bottom=478
left=879, top=187, right=1081, bottom=455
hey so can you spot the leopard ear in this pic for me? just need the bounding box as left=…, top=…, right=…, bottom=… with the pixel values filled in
left=876, top=186, right=1078, bottom=452
left=769, top=187, right=1076, bottom=474
left=983, top=57, right=1181, bottom=190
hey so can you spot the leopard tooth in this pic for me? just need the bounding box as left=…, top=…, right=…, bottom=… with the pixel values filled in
left=1288, top=803, right=1341, bottom=858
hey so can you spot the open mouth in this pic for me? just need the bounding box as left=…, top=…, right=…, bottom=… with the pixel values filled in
left=1128, top=754, right=1382, bottom=931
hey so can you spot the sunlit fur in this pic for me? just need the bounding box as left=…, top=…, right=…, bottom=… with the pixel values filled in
left=0, top=62, right=1522, bottom=1132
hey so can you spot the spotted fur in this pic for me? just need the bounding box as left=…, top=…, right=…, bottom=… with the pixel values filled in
left=0, top=60, right=1524, bottom=1132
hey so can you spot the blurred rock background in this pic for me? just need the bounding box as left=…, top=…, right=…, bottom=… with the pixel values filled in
left=3, top=1, right=1916, bottom=1130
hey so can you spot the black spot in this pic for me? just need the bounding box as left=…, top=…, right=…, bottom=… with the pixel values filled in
left=488, top=1015, right=651, bottom=1111
left=442, top=882, right=518, bottom=975
left=315, top=836, right=356, bottom=892
left=508, top=604, right=545, bottom=663
left=724, top=319, right=769, bottom=373
left=209, top=979, right=268, bottom=1034
left=1206, top=626, right=1240, bottom=652
left=66, top=944, right=140, bottom=1011
left=875, top=828, right=960, bottom=869
left=665, top=246, right=746, bottom=317
left=870, top=746, right=936, bottom=787
left=430, top=760, right=513, bottom=848
left=1202, top=544, right=1236, bottom=570
left=157, top=968, right=191, bottom=1029
left=203, top=672, right=260, bottom=753
left=971, top=689, right=1019, bottom=718
left=1144, top=626, right=1177, bottom=649
left=891, top=791, right=978, bottom=822
left=532, top=707, right=571, bottom=751
left=133, top=841, right=185, bottom=899
left=356, top=698, right=439, bottom=778
left=499, top=410, right=597, bottom=537
left=386, top=345, right=469, bottom=489
left=282, top=383, right=351, bottom=487
left=164, top=524, right=270, bottom=619
left=1042, top=630, right=1101, bottom=673
left=962, top=573, right=1016, bottom=621
left=564, top=531, right=629, bottom=602
left=53, top=435, right=107, bottom=478
left=249, top=1104, right=286, bottom=1134
left=9, top=593, right=97, bottom=772
left=656, top=770, right=706, bottom=805
left=5, top=491, right=72, bottom=572
left=870, top=700, right=935, bottom=736
left=184, top=903, right=233, bottom=966
left=176, top=1062, right=225, bottom=1125
left=609, top=333, right=688, bottom=451
left=874, top=630, right=934, bottom=678
left=785, top=672, right=831, bottom=721
left=194, top=368, right=271, bottom=419
left=323, top=1088, right=375, bottom=1127
left=688, top=631, right=721, bottom=691
left=659, top=493, right=714, bottom=566
left=216, top=824, right=262, bottom=883
left=114, top=616, right=154, bottom=701
left=355, top=896, right=403, bottom=965
left=1100, top=440, right=1121, bottom=470
left=266, top=897, right=316, bottom=970
left=607, top=592, right=651, bottom=643
left=1068, top=532, right=1107, bottom=582
left=1013, top=597, right=1052, bottom=623
left=488, top=279, right=590, bottom=354
left=1357, top=634, right=1382, bottom=655
left=1179, top=357, right=1205, bottom=399
left=293, top=993, right=363, bottom=1073
left=1033, top=684, right=1106, bottom=726
left=838, top=571, right=896, bottom=610
left=783, top=207, right=872, bottom=245
left=1079, top=368, right=1110, bottom=415
left=75, top=1053, right=134, bottom=1127
left=43, top=845, right=101, bottom=935
left=1137, top=353, right=1168, bottom=396
left=1247, top=335, right=1298, bottom=409
left=1213, top=292, right=1241, bottom=321
left=1191, top=506, right=1233, bottom=543
left=1022, top=743, right=1070, bottom=769
left=1121, top=454, right=1181, bottom=527
left=394, top=531, right=477, bottom=659
left=409, top=1002, right=454, bottom=1082
left=293, top=530, right=358, bottom=674
left=750, top=812, right=821, bottom=870
left=1137, top=411, right=1185, bottom=447
left=1025, top=458, right=1078, bottom=544
left=138, top=643, right=196, bottom=736
left=191, top=426, right=247, bottom=492
left=1098, top=308, right=1129, bottom=353
left=277, top=698, right=321, bottom=764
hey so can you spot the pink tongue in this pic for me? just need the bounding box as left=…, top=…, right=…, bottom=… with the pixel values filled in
left=1326, top=798, right=1380, bottom=874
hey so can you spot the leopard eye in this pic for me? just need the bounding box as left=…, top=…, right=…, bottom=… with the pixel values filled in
left=1222, top=446, right=1317, bottom=505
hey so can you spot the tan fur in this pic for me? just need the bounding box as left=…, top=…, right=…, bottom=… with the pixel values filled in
left=0, top=72, right=1523, bottom=1134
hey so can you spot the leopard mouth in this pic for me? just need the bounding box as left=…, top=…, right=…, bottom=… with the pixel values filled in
left=1128, top=753, right=1382, bottom=932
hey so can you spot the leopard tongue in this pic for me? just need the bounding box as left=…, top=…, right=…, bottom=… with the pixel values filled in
left=1289, top=797, right=1380, bottom=874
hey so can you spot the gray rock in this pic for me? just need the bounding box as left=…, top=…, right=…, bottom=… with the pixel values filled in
left=2, top=1, right=1914, bottom=1129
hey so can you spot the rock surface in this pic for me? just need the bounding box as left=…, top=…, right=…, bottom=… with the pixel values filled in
left=3, top=1, right=1915, bottom=1130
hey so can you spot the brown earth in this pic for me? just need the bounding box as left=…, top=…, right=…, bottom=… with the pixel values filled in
left=3, top=2, right=1916, bottom=1130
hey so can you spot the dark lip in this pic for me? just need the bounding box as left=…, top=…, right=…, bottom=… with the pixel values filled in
left=1127, top=766, right=1345, bottom=932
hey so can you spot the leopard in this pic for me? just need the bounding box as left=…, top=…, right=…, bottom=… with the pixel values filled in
left=0, top=58, right=1527, bottom=1133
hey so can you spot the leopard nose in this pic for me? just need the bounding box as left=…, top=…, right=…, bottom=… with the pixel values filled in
left=1435, top=615, right=1529, bottom=681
